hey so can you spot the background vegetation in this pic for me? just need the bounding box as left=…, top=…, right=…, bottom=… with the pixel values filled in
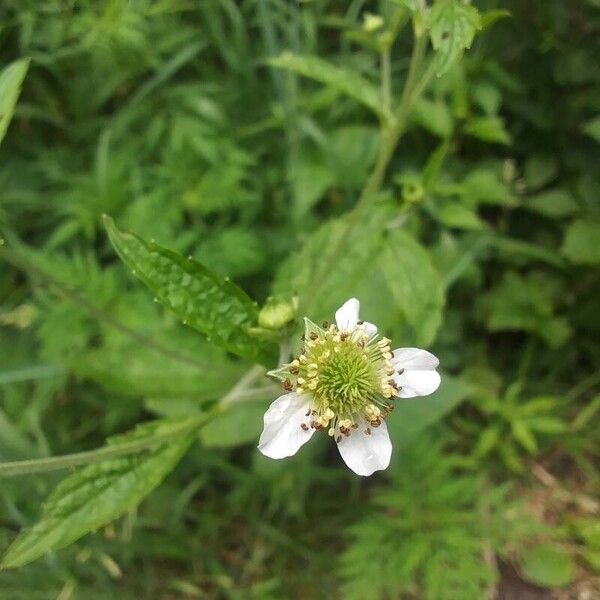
left=0, top=1, right=598, bottom=598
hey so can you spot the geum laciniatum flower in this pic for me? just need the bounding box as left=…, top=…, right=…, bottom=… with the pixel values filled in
left=258, top=298, right=441, bottom=476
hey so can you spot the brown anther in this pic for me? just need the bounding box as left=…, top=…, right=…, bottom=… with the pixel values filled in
left=310, top=421, right=317, bottom=429
left=336, top=435, right=342, bottom=443
left=282, top=378, right=292, bottom=391
left=370, top=418, right=381, bottom=428
left=352, top=423, right=358, bottom=429
left=339, top=425, right=348, bottom=435
left=311, top=410, right=318, bottom=416
left=344, top=428, right=351, bottom=436
left=397, top=368, right=405, bottom=375
left=340, top=332, right=349, bottom=341
left=322, top=321, right=329, bottom=328
left=309, top=332, right=318, bottom=341
left=300, top=423, right=309, bottom=431
left=300, top=334, right=305, bottom=341
left=305, top=409, right=311, bottom=417
left=365, top=428, right=372, bottom=435
left=290, top=365, right=299, bottom=374
left=357, top=320, right=364, bottom=325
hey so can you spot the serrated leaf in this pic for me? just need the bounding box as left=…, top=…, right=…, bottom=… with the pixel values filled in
left=272, top=208, right=390, bottom=322
left=1, top=420, right=195, bottom=568
left=381, top=229, right=445, bottom=346
left=429, top=0, right=481, bottom=76
left=0, top=58, right=30, bottom=146
left=268, top=52, right=385, bottom=119
left=103, top=216, right=276, bottom=365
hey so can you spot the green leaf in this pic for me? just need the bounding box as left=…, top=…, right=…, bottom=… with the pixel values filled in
left=464, top=116, right=511, bottom=145
left=561, top=219, right=600, bottom=265
left=412, top=97, right=454, bottom=138
left=381, top=229, right=445, bottom=346
left=582, top=116, right=600, bottom=142
left=429, top=0, right=481, bottom=76
left=524, top=155, right=558, bottom=190
left=272, top=208, right=390, bottom=321
left=461, top=168, right=517, bottom=207
left=0, top=58, right=30, bottom=146
left=1, top=420, right=195, bottom=568
left=527, top=189, right=579, bottom=218
left=387, top=376, right=472, bottom=450
left=103, top=216, right=276, bottom=364
left=436, top=201, right=486, bottom=230
left=200, top=401, right=268, bottom=448
left=520, top=544, right=575, bottom=588
left=268, top=52, right=385, bottom=119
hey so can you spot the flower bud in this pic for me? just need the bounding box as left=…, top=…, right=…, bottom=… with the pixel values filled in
left=258, top=297, right=296, bottom=330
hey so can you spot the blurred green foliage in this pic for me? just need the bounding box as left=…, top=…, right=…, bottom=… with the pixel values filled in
left=0, top=0, right=598, bottom=598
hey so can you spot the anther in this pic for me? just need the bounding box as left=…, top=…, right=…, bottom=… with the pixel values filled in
left=300, top=423, right=309, bottom=431
left=397, top=368, right=405, bottom=375
left=365, top=427, right=372, bottom=435
left=282, top=379, right=292, bottom=391
left=309, top=332, right=318, bottom=341
left=322, top=321, right=329, bottom=328
left=336, top=435, right=342, bottom=443
left=297, top=377, right=306, bottom=385
left=290, top=365, right=299, bottom=374
left=328, top=427, right=335, bottom=437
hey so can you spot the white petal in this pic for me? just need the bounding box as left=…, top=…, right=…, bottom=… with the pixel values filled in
left=335, top=298, right=360, bottom=331
left=258, top=393, right=315, bottom=459
left=392, top=347, right=440, bottom=370
left=394, top=369, right=441, bottom=398
left=336, top=418, right=392, bottom=476
left=363, top=321, right=378, bottom=337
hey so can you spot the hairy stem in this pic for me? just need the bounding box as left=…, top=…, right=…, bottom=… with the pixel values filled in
left=0, top=418, right=206, bottom=478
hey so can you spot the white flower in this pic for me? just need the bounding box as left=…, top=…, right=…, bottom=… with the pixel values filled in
left=258, top=298, right=441, bottom=476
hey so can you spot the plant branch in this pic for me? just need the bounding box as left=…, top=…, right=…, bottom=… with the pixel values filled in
left=300, top=31, right=433, bottom=315
left=0, top=418, right=206, bottom=478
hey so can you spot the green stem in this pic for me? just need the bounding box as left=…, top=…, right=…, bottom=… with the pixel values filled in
left=300, top=33, right=432, bottom=315
left=381, top=46, right=392, bottom=116
left=0, top=418, right=207, bottom=478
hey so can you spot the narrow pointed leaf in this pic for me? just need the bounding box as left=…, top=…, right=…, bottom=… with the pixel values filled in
left=268, top=52, right=385, bottom=119
left=0, top=58, right=30, bottom=145
left=104, top=216, right=276, bottom=365
left=1, top=420, right=195, bottom=569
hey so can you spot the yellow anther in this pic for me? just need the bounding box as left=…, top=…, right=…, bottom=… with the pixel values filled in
left=297, top=377, right=306, bottom=385
left=328, top=427, right=335, bottom=437
left=318, top=415, right=330, bottom=427
left=299, top=355, right=308, bottom=363
left=378, top=337, right=391, bottom=347
left=308, top=363, right=318, bottom=371
left=383, top=352, right=393, bottom=360
left=296, top=386, right=304, bottom=394
left=333, top=334, right=341, bottom=343
left=340, top=419, right=352, bottom=429
left=291, top=359, right=300, bottom=367
left=325, top=408, right=335, bottom=420
left=308, top=379, right=318, bottom=390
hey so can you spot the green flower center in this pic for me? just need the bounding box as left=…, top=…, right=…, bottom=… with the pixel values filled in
left=270, top=319, right=401, bottom=437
